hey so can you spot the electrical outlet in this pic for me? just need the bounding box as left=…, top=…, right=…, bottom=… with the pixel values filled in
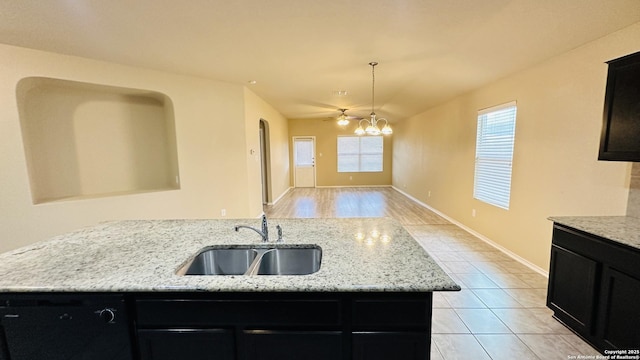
left=349, top=176, right=352, bottom=180
left=428, top=191, right=431, bottom=197
left=472, top=209, right=476, bottom=217
left=221, top=209, right=226, bottom=217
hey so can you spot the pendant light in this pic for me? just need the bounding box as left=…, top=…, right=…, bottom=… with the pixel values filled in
left=355, top=62, right=392, bottom=136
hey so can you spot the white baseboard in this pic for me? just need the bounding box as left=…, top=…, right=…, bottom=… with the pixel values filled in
left=315, top=185, right=392, bottom=188
left=391, top=186, right=548, bottom=277
left=267, top=187, right=292, bottom=206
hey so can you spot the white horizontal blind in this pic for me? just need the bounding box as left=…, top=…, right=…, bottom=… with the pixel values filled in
left=474, top=102, right=517, bottom=209
left=337, top=136, right=383, bottom=172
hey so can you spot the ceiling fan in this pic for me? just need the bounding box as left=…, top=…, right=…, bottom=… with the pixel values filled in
left=335, top=108, right=362, bottom=126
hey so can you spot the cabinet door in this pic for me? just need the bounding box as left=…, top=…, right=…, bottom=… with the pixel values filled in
left=353, top=332, right=428, bottom=360
left=242, top=330, right=342, bottom=360
left=598, top=267, right=640, bottom=349
left=138, top=329, right=235, bottom=360
left=547, top=245, right=599, bottom=336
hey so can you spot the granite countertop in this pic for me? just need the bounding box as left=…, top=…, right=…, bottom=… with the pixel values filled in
left=549, top=216, right=640, bottom=251
left=0, top=218, right=460, bottom=293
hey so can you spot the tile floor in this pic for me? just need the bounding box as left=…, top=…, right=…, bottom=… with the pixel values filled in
left=266, top=188, right=603, bottom=359
left=405, top=224, right=601, bottom=360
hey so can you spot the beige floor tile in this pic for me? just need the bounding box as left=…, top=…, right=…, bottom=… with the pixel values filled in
left=432, top=334, right=491, bottom=360
left=496, top=260, right=537, bottom=274
left=492, top=308, right=557, bottom=334
left=472, top=289, right=524, bottom=308
left=518, top=334, right=583, bottom=360
left=440, top=261, right=481, bottom=274
left=515, top=273, right=549, bottom=289
left=454, top=309, right=511, bottom=334
left=432, top=308, right=470, bottom=334
left=431, top=339, right=445, bottom=360
left=470, top=261, right=511, bottom=276
left=455, top=272, right=500, bottom=289
left=558, top=334, right=600, bottom=355
left=442, top=289, right=487, bottom=308
left=475, top=334, right=539, bottom=360
left=490, top=272, right=533, bottom=289
left=503, top=288, right=548, bottom=308
left=527, top=307, right=572, bottom=334
left=433, top=292, right=452, bottom=308
left=430, top=251, right=465, bottom=262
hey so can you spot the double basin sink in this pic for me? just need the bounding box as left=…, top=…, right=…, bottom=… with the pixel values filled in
left=177, top=245, right=322, bottom=276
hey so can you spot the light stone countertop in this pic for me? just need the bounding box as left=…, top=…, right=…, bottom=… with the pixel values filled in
left=0, top=218, right=460, bottom=293
left=549, top=216, right=640, bottom=251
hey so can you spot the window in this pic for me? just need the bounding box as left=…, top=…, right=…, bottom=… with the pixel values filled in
left=337, top=136, right=383, bottom=172
left=473, top=102, right=517, bottom=209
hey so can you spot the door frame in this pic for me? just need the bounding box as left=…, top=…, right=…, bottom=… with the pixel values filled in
left=259, top=120, right=271, bottom=205
left=292, top=136, right=316, bottom=188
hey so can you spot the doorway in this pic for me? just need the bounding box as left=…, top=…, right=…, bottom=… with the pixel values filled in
left=293, top=136, right=316, bottom=188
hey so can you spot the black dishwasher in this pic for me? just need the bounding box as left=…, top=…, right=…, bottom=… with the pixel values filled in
left=0, top=294, right=133, bottom=360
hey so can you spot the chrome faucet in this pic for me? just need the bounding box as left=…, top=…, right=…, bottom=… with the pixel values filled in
left=234, top=214, right=269, bottom=242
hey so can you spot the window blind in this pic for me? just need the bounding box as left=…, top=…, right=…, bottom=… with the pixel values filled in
left=473, top=102, right=517, bottom=209
left=337, top=136, right=383, bottom=172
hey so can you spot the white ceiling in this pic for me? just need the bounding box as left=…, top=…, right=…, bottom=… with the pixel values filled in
left=1, top=0, right=640, bottom=122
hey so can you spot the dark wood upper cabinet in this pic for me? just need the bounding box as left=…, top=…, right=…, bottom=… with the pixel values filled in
left=599, top=50, right=640, bottom=161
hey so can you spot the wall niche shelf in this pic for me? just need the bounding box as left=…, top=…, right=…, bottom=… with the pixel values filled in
left=17, top=77, right=180, bottom=204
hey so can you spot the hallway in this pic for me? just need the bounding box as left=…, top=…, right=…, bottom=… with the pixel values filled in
left=265, top=187, right=600, bottom=359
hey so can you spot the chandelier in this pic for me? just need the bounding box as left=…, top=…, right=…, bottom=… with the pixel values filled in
left=355, top=62, right=392, bottom=136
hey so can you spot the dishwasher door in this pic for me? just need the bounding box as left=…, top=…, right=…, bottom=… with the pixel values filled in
left=0, top=295, right=133, bottom=360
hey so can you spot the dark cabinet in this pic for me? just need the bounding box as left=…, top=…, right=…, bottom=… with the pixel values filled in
left=599, top=50, right=640, bottom=161
left=597, top=267, right=640, bottom=349
left=242, top=330, right=342, bottom=360
left=547, top=244, right=599, bottom=335
left=548, top=224, right=640, bottom=352
left=135, top=292, right=432, bottom=360
left=138, top=329, right=235, bottom=360
left=353, top=332, right=428, bottom=360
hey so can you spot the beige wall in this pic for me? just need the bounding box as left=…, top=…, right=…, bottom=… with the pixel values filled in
left=393, top=22, right=640, bottom=272
left=243, top=88, right=291, bottom=213
left=17, top=77, right=179, bottom=203
left=288, top=118, right=392, bottom=187
left=0, top=44, right=289, bottom=253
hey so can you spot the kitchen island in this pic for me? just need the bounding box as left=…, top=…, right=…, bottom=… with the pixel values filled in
left=0, top=217, right=459, bottom=360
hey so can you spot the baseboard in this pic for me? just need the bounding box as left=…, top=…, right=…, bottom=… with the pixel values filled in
left=314, top=185, right=392, bottom=188
left=268, top=187, right=292, bottom=206
left=391, top=186, right=548, bottom=277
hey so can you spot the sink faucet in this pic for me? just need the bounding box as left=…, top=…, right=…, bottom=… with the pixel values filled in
left=234, top=214, right=269, bottom=242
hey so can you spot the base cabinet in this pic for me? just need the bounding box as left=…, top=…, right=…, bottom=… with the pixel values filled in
left=353, top=332, right=428, bottom=360
left=547, top=244, right=599, bottom=335
left=138, top=329, right=235, bottom=360
left=1, top=292, right=434, bottom=359
left=598, top=267, right=640, bottom=349
left=135, top=292, right=433, bottom=360
left=242, top=330, right=343, bottom=360
left=548, top=224, right=640, bottom=352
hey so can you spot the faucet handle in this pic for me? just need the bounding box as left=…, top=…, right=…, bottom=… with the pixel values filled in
left=276, top=224, right=283, bottom=243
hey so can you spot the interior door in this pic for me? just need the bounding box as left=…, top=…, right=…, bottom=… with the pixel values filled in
left=293, top=137, right=315, bottom=188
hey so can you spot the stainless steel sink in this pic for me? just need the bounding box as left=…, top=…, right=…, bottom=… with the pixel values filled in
left=180, top=248, right=258, bottom=275
left=256, top=248, right=322, bottom=275
left=177, top=245, right=322, bottom=276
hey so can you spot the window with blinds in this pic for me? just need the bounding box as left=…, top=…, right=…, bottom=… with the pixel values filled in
left=337, top=136, right=383, bottom=172
left=473, top=102, right=517, bottom=209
